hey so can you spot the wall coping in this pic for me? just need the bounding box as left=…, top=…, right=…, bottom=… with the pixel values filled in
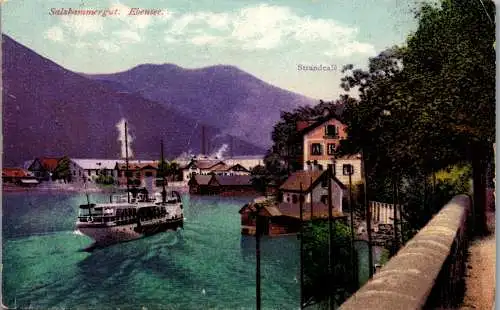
left=339, top=195, right=471, bottom=310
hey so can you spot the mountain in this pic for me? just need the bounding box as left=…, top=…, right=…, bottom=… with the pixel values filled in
left=2, top=35, right=264, bottom=166
left=86, top=64, right=316, bottom=149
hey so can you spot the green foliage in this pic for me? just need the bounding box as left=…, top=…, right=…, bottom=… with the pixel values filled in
left=337, top=0, right=494, bottom=232
left=378, top=248, right=391, bottom=266
left=53, top=156, right=71, bottom=182
left=157, top=160, right=169, bottom=178
left=157, top=160, right=181, bottom=181
left=400, top=163, right=472, bottom=239
left=302, top=220, right=355, bottom=307
left=250, top=165, right=270, bottom=193
left=95, top=174, right=115, bottom=185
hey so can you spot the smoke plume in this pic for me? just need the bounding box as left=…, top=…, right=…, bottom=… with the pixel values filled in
left=116, top=118, right=134, bottom=159
left=211, top=144, right=228, bottom=159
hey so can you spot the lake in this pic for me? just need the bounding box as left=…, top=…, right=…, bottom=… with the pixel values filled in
left=2, top=191, right=301, bottom=310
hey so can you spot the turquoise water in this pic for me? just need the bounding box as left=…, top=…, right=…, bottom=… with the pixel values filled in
left=2, top=191, right=300, bottom=309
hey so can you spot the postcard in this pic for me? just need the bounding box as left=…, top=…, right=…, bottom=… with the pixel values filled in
left=1, top=0, right=495, bottom=309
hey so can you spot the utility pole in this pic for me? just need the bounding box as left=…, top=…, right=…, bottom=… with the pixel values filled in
left=310, top=176, right=313, bottom=220
left=201, top=126, right=206, bottom=155
left=393, top=174, right=399, bottom=253
left=396, top=174, right=404, bottom=245
left=327, top=166, right=334, bottom=310
left=230, top=136, right=234, bottom=158
left=161, top=139, right=167, bottom=203
left=125, top=121, right=130, bottom=203
left=362, top=150, right=374, bottom=278
left=299, top=183, right=304, bottom=310
left=255, top=206, right=261, bottom=310
left=347, top=164, right=357, bottom=290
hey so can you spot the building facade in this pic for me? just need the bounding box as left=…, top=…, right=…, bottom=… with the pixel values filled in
left=70, top=159, right=121, bottom=183
left=299, top=115, right=363, bottom=186
left=181, top=159, right=252, bottom=181
left=279, top=170, right=345, bottom=214
left=28, top=157, right=61, bottom=180
left=2, top=168, right=39, bottom=186
left=115, top=161, right=159, bottom=186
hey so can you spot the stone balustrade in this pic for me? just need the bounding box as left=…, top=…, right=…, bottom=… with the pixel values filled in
left=339, top=195, right=471, bottom=309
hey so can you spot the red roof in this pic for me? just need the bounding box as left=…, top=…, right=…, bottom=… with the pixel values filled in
left=3, top=168, right=31, bottom=178
left=39, top=158, right=61, bottom=171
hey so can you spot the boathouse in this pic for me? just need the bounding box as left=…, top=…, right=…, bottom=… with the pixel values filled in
left=188, top=175, right=213, bottom=195
left=188, top=174, right=256, bottom=196
left=239, top=198, right=347, bottom=236
left=182, top=159, right=252, bottom=181
left=2, top=168, right=39, bottom=186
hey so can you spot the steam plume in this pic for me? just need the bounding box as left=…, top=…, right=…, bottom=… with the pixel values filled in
left=116, top=118, right=133, bottom=159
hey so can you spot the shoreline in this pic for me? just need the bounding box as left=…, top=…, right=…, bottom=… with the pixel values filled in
left=2, top=183, right=189, bottom=194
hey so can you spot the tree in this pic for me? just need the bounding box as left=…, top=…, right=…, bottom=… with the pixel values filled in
left=167, top=161, right=181, bottom=181
left=337, top=0, right=495, bottom=234
left=250, top=165, right=271, bottom=193
left=53, top=156, right=71, bottom=182
left=157, top=160, right=169, bottom=179
left=403, top=0, right=495, bottom=234
left=302, top=220, right=355, bottom=308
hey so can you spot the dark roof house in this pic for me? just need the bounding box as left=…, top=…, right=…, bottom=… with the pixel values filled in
left=280, top=170, right=346, bottom=193
left=210, top=175, right=252, bottom=186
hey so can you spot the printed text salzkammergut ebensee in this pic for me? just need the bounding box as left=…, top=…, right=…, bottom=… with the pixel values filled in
left=49, top=8, right=166, bottom=17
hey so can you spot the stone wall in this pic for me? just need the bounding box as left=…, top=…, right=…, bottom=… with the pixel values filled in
left=339, top=195, right=471, bottom=310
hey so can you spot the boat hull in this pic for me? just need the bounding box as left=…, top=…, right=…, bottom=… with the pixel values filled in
left=77, top=218, right=184, bottom=245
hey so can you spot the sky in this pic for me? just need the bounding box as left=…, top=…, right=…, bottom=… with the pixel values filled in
left=2, top=0, right=419, bottom=100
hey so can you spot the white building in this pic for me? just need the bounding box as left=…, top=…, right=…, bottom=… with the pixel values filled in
left=70, top=159, right=123, bottom=182
left=279, top=170, right=345, bottom=214
left=223, top=155, right=264, bottom=171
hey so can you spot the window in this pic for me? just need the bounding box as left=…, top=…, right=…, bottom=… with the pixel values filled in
left=125, top=171, right=133, bottom=177
left=317, top=164, right=323, bottom=171
left=118, top=171, right=122, bottom=177
left=321, top=195, right=328, bottom=204
left=325, top=125, right=338, bottom=137
left=327, top=143, right=336, bottom=155
left=321, top=177, right=328, bottom=188
left=292, top=195, right=298, bottom=203
left=145, top=171, right=153, bottom=177
left=311, top=143, right=322, bottom=155
left=343, top=164, right=354, bottom=175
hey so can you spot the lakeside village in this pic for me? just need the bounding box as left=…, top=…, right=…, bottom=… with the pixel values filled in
left=3, top=113, right=400, bottom=243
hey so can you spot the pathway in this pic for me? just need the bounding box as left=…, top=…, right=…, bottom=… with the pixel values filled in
left=460, top=210, right=496, bottom=309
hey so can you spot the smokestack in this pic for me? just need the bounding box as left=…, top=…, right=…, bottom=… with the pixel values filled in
left=207, top=130, right=211, bottom=156
left=230, top=136, right=234, bottom=158
left=201, top=126, right=206, bottom=155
